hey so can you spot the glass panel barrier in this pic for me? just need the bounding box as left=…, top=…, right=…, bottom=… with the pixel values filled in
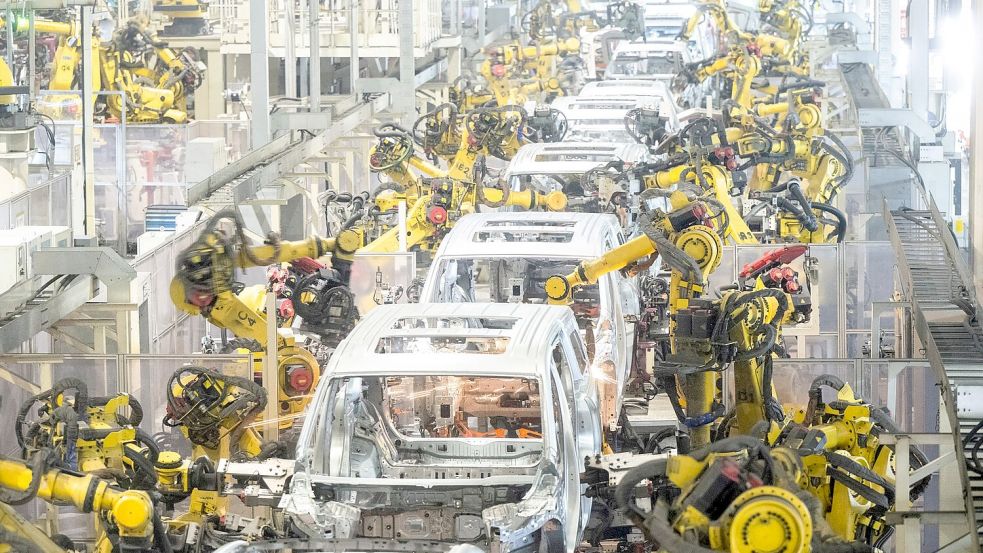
left=845, top=241, right=897, bottom=331
left=770, top=358, right=858, bottom=408
left=122, top=354, right=254, bottom=457
left=0, top=354, right=117, bottom=540
left=0, top=353, right=253, bottom=540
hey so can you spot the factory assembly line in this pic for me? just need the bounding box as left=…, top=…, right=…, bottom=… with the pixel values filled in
left=0, top=0, right=977, bottom=551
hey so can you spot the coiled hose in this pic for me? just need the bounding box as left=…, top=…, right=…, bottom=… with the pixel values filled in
left=88, top=394, right=144, bottom=427
left=805, top=374, right=931, bottom=500
left=164, top=366, right=267, bottom=450
left=0, top=449, right=48, bottom=505
left=818, top=132, right=855, bottom=204
left=0, top=527, right=44, bottom=553
left=644, top=217, right=703, bottom=286
left=16, top=377, right=89, bottom=451
left=812, top=202, right=848, bottom=243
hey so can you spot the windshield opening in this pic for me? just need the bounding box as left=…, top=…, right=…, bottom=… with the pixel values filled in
left=566, top=127, right=635, bottom=143
left=510, top=172, right=593, bottom=195
left=314, top=375, right=546, bottom=477
left=430, top=257, right=605, bottom=325
left=608, top=53, right=679, bottom=76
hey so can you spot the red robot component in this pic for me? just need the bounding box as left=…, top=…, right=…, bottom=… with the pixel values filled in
left=290, top=257, right=325, bottom=275
left=739, top=244, right=808, bottom=279
left=285, top=364, right=314, bottom=395
left=427, top=205, right=449, bottom=225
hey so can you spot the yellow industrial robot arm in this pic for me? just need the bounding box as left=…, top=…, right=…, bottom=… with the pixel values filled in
left=485, top=38, right=582, bottom=62
left=476, top=185, right=568, bottom=211
left=545, top=201, right=723, bottom=304
left=720, top=286, right=794, bottom=435
left=163, top=365, right=270, bottom=460
left=169, top=210, right=360, bottom=346
left=633, top=156, right=757, bottom=245
left=545, top=233, right=659, bottom=301
left=0, top=15, right=74, bottom=36
left=359, top=179, right=567, bottom=254
left=1, top=15, right=93, bottom=94
left=0, top=502, right=73, bottom=553
left=0, top=453, right=159, bottom=553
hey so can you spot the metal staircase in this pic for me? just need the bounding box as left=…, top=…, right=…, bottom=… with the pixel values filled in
left=886, top=198, right=983, bottom=550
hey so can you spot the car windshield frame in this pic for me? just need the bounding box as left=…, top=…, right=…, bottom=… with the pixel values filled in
left=302, top=371, right=554, bottom=481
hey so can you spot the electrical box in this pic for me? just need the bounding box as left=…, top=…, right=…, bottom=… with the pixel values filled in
left=185, top=137, right=227, bottom=184
left=0, top=226, right=70, bottom=295
left=27, top=225, right=72, bottom=247
left=137, top=230, right=174, bottom=256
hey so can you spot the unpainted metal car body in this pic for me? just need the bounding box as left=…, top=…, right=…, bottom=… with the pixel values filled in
left=639, top=0, right=718, bottom=52
left=502, top=141, right=650, bottom=202
left=638, top=0, right=758, bottom=52
left=282, top=303, right=601, bottom=553
left=579, top=26, right=633, bottom=79
left=419, top=212, right=644, bottom=431
left=605, top=39, right=710, bottom=108
left=578, top=77, right=676, bottom=103
left=551, top=94, right=677, bottom=143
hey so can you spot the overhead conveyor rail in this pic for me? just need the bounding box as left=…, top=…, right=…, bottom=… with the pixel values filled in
left=0, top=247, right=135, bottom=353
left=188, top=94, right=392, bottom=211
left=885, top=197, right=983, bottom=550
left=0, top=276, right=95, bottom=353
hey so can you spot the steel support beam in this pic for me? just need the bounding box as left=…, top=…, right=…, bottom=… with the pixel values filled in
left=309, top=0, right=321, bottom=112
left=284, top=0, right=297, bottom=98
left=349, top=0, right=358, bottom=94
left=395, top=0, right=415, bottom=123
left=46, top=327, right=96, bottom=354
left=32, top=247, right=136, bottom=303
left=27, top=12, right=34, bottom=97
left=357, top=59, right=449, bottom=94
left=0, top=277, right=94, bottom=352
left=858, top=108, right=938, bottom=144
left=270, top=111, right=333, bottom=132
left=187, top=94, right=391, bottom=206
left=250, top=0, right=271, bottom=148
left=0, top=365, right=40, bottom=394
left=80, top=6, right=95, bottom=235
left=971, top=0, right=983, bottom=298
left=908, top=0, right=929, bottom=120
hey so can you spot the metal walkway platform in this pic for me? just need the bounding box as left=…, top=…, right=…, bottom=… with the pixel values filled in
left=886, top=198, right=982, bottom=550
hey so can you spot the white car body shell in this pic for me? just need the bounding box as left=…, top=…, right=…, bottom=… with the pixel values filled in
left=420, top=212, right=642, bottom=430
left=287, top=302, right=601, bottom=552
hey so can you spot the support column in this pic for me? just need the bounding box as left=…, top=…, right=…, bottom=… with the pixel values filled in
left=205, top=45, right=225, bottom=119
left=396, top=0, right=415, bottom=124
left=263, top=293, right=279, bottom=443
left=310, top=0, right=321, bottom=112
left=4, top=6, right=13, bottom=70
left=447, top=46, right=462, bottom=87
left=349, top=0, right=359, bottom=94
left=970, top=0, right=983, bottom=297
left=285, top=0, right=297, bottom=98
left=27, top=12, right=34, bottom=96
left=81, top=6, right=96, bottom=235
left=299, top=58, right=309, bottom=96
left=250, top=0, right=271, bottom=148
left=908, top=0, right=929, bottom=119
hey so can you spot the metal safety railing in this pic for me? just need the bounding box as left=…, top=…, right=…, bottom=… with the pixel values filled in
left=885, top=195, right=982, bottom=550
left=0, top=171, right=72, bottom=230
left=215, top=0, right=444, bottom=51
left=0, top=353, right=253, bottom=538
